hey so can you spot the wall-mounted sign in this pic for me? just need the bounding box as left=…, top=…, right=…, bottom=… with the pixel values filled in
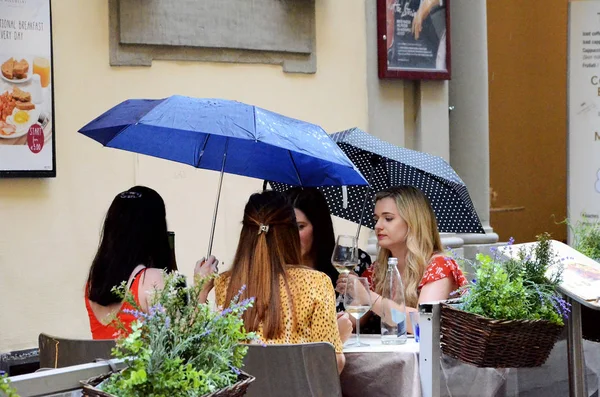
left=0, top=0, right=55, bottom=177
left=377, top=0, right=451, bottom=80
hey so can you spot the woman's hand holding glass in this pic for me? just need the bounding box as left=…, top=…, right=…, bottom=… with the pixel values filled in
left=336, top=273, right=371, bottom=303
left=194, top=255, right=219, bottom=301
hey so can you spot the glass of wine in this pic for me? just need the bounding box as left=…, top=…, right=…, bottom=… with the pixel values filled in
left=344, top=277, right=372, bottom=347
left=331, top=235, right=358, bottom=275
left=332, top=235, right=359, bottom=310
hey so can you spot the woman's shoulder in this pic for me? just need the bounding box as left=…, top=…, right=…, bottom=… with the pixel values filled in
left=428, top=254, right=458, bottom=268
left=287, top=266, right=329, bottom=279
left=140, top=267, right=163, bottom=284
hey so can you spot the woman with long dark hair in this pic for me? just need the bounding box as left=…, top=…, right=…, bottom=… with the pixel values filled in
left=215, top=190, right=350, bottom=373
left=85, top=186, right=216, bottom=339
left=284, top=187, right=373, bottom=285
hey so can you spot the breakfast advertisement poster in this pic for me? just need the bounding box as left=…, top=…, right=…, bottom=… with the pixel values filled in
left=567, top=1, right=600, bottom=232
left=0, top=0, right=55, bottom=177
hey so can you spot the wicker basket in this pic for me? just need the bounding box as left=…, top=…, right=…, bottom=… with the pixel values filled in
left=440, top=303, right=564, bottom=368
left=81, top=370, right=255, bottom=397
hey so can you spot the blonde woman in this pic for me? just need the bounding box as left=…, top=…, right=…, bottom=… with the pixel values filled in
left=337, top=186, right=467, bottom=332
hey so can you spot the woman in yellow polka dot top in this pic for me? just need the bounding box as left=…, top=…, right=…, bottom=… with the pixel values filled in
left=215, top=190, right=348, bottom=373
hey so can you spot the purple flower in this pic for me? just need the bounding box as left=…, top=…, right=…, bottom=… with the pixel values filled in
left=220, top=307, right=233, bottom=316
left=228, top=364, right=241, bottom=375
left=508, top=237, right=515, bottom=246
left=122, top=308, right=148, bottom=320
left=164, top=316, right=171, bottom=329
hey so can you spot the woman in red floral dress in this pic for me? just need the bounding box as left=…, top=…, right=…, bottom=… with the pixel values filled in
left=337, top=186, right=468, bottom=334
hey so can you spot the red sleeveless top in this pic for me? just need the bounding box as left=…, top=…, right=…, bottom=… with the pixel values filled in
left=85, top=268, right=147, bottom=340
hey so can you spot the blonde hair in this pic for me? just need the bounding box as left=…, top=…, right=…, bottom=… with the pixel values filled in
left=373, top=186, right=443, bottom=307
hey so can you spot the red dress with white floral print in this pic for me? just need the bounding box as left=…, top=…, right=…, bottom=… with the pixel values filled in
left=361, top=255, right=468, bottom=293
left=418, top=255, right=468, bottom=292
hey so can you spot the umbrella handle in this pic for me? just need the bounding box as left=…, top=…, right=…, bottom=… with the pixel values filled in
left=207, top=139, right=229, bottom=258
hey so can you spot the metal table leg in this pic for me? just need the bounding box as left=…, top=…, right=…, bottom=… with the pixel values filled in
left=420, top=303, right=441, bottom=397
left=567, top=298, right=587, bottom=397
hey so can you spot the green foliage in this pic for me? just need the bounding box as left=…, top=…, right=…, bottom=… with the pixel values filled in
left=458, top=233, right=570, bottom=326
left=100, top=273, right=256, bottom=397
left=566, top=218, right=600, bottom=261
left=0, top=373, right=19, bottom=397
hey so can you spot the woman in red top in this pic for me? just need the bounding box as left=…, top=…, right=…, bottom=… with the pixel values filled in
left=85, top=186, right=217, bottom=340
left=337, top=186, right=467, bottom=333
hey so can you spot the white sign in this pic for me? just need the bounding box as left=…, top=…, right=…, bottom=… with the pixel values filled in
left=0, top=0, right=55, bottom=177
left=568, top=1, right=600, bottom=237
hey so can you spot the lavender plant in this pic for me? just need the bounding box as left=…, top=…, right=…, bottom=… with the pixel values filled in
left=457, top=233, right=570, bottom=326
left=99, top=273, right=255, bottom=397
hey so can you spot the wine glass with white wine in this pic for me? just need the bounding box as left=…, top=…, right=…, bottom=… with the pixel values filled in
left=344, top=277, right=372, bottom=347
left=331, top=235, right=359, bottom=275
left=331, top=235, right=359, bottom=310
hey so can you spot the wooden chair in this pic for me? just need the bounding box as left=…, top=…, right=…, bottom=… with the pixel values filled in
left=242, top=342, right=342, bottom=397
left=38, top=333, right=115, bottom=369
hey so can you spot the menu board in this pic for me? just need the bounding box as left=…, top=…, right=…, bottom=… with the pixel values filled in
left=501, top=240, right=600, bottom=309
left=567, top=1, right=600, bottom=232
left=0, top=0, right=55, bottom=177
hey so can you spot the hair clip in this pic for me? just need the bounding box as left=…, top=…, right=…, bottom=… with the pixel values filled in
left=119, top=191, right=142, bottom=199
left=258, top=224, right=270, bottom=235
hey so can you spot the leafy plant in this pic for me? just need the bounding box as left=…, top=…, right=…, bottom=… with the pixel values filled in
left=0, top=372, right=19, bottom=397
left=565, top=218, right=600, bottom=261
left=99, top=273, right=255, bottom=397
left=457, top=233, right=570, bottom=326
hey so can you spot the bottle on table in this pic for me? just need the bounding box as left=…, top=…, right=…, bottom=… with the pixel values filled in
left=381, top=257, right=408, bottom=345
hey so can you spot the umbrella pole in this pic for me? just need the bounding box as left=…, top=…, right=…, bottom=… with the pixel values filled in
left=354, top=163, right=377, bottom=242
left=207, top=139, right=229, bottom=258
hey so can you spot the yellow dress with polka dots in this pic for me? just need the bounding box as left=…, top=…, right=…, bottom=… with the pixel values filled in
left=215, top=266, right=343, bottom=354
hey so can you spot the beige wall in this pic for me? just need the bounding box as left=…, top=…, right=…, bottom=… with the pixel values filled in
left=0, top=0, right=371, bottom=351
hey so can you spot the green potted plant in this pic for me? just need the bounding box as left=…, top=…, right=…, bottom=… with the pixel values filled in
left=441, top=233, right=570, bottom=368
left=82, top=273, right=256, bottom=397
left=567, top=218, right=600, bottom=262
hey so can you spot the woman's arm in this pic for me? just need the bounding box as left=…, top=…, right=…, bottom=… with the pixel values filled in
left=336, top=353, right=346, bottom=374
left=418, top=277, right=456, bottom=304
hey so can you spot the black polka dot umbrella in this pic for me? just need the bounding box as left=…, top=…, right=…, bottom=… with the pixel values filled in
left=269, top=127, right=484, bottom=234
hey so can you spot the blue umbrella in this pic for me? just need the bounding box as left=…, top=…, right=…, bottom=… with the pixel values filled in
left=79, top=96, right=367, bottom=256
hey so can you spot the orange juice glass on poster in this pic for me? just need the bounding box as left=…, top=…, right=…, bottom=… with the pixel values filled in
left=33, top=57, right=50, bottom=88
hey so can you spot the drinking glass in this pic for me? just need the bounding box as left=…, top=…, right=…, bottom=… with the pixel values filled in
left=331, top=235, right=358, bottom=275
left=332, top=235, right=359, bottom=309
left=344, top=277, right=372, bottom=347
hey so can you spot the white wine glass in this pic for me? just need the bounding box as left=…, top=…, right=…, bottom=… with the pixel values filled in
left=331, top=235, right=358, bottom=275
left=332, top=235, right=359, bottom=309
left=344, top=277, right=372, bottom=347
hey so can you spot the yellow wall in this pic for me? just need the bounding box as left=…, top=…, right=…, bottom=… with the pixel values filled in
left=488, top=0, right=568, bottom=243
left=0, top=0, right=370, bottom=351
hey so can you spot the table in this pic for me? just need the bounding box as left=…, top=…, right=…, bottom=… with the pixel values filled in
left=339, top=330, right=600, bottom=397
left=340, top=335, right=421, bottom=397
